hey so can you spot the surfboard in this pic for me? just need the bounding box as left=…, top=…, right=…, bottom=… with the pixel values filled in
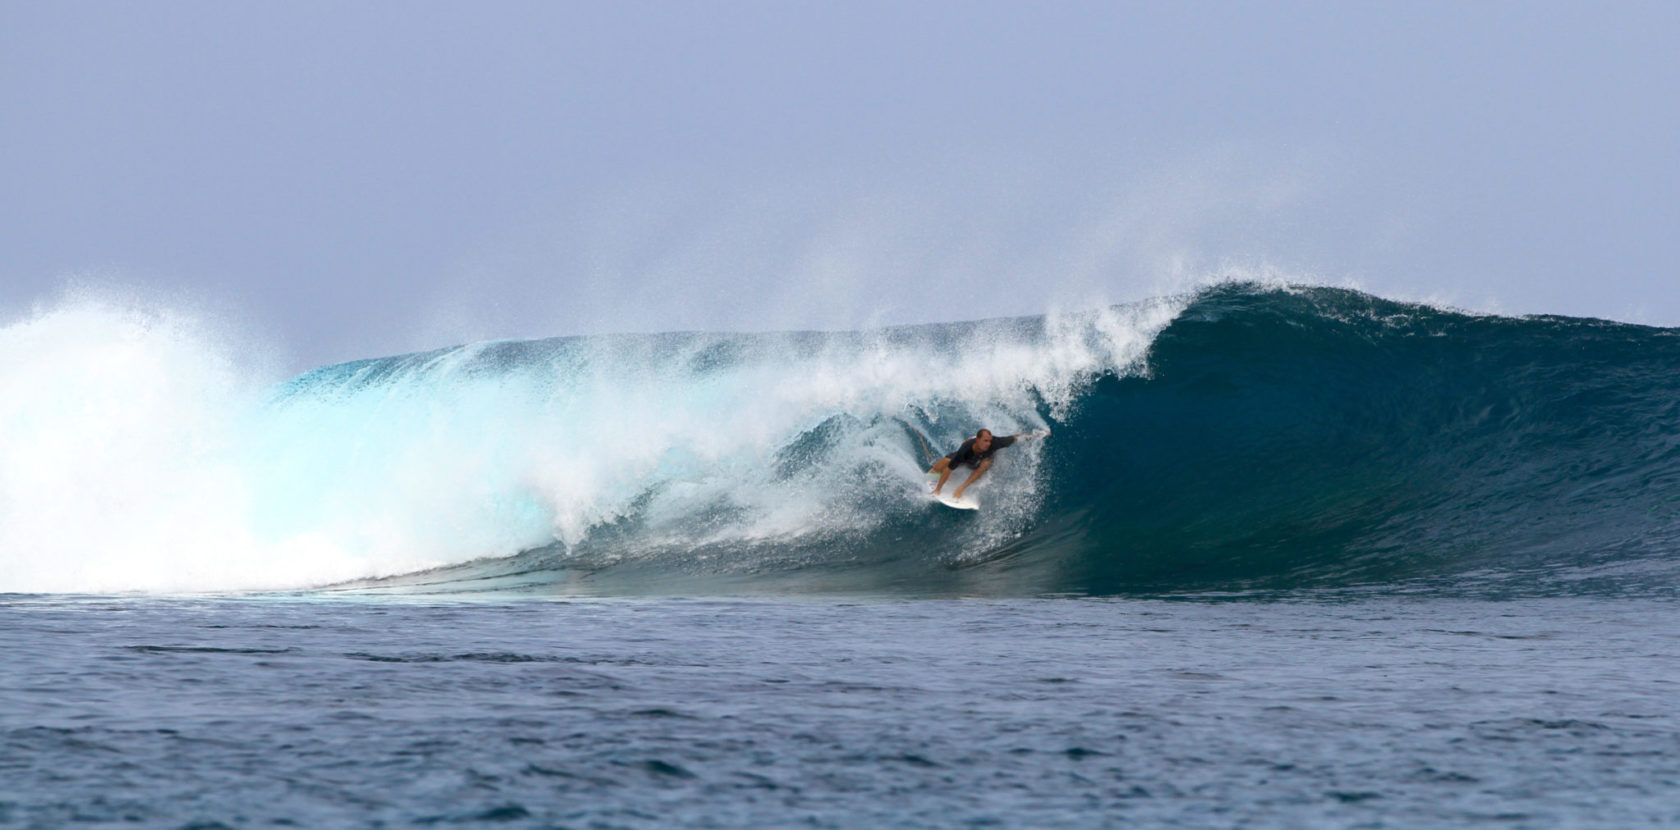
left=933, top=491, right=980, bottom=510
left=927, top=473, right=979, bottom=510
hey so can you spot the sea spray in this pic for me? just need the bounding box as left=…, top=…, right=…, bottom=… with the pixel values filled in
left=0, top=300, right=311, bottom=592
left=1, top=293, right=1180, bottom=593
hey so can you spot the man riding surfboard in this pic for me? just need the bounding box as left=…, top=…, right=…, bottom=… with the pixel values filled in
left=929, top=428, right=1048, bottom=500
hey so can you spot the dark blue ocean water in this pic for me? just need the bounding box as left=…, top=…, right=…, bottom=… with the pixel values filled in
left=4, top=594, right=1676, bottom=828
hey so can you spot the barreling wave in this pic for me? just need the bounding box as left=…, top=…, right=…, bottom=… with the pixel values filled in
left=5, top=283, right=1680, bottom=596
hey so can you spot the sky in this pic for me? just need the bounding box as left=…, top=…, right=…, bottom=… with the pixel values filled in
left=4, top=0, right=1677, bottom=370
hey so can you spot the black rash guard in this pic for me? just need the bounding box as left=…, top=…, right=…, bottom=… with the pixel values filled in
left=944, top=435, right=1017, bottom=469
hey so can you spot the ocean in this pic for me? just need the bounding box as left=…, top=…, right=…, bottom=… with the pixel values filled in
left=3, top=284, right=1678, bottom=827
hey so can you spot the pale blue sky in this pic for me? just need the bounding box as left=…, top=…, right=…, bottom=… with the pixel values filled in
left=4, top=0, right=1676, bottom=368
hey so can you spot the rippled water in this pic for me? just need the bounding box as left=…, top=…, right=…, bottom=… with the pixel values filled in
left=3, top=595, right=1676, bottom=828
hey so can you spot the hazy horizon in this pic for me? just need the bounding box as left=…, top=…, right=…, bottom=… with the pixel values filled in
left=5, top=0, right=1676, bottom=370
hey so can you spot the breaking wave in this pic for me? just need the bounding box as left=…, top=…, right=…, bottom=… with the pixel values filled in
left=6, top=284, right=1680, bottom=596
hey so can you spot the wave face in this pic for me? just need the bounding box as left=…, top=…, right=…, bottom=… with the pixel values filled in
left=6, top=284, right=1680, bottom=596
left=1032, top=286, right=1680, bottom=596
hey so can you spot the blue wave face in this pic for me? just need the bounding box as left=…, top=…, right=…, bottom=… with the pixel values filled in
left=1014, top=286, right=1680, bottom=596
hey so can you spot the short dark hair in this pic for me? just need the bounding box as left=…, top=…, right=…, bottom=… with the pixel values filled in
left=976, top=429, right=993, bottom=439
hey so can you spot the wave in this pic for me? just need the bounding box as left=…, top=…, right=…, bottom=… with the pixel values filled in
left=5, top=284, right=1680, bottom=596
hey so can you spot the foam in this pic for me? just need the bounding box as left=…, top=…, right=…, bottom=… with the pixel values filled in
left=0, top=295, right=1184, bottom=594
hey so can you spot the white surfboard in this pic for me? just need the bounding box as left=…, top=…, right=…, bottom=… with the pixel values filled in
left=926, top=473, right=979, bottom=510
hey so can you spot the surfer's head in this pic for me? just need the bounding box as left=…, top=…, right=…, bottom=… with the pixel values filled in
left=975, top=429, right=993, bottom=451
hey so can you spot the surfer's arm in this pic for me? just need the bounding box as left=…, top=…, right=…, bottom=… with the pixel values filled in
left=952, top=458, right=991, bottom=499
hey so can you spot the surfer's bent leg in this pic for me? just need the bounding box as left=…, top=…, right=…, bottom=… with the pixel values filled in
left=930, top=457, right=954, bottom=494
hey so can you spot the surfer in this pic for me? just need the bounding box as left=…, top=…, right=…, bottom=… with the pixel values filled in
left=930, top=428, right=1048, bottom=500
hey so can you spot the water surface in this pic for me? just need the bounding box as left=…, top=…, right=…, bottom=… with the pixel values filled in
left=4, top=594, right=1674, bottom=828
